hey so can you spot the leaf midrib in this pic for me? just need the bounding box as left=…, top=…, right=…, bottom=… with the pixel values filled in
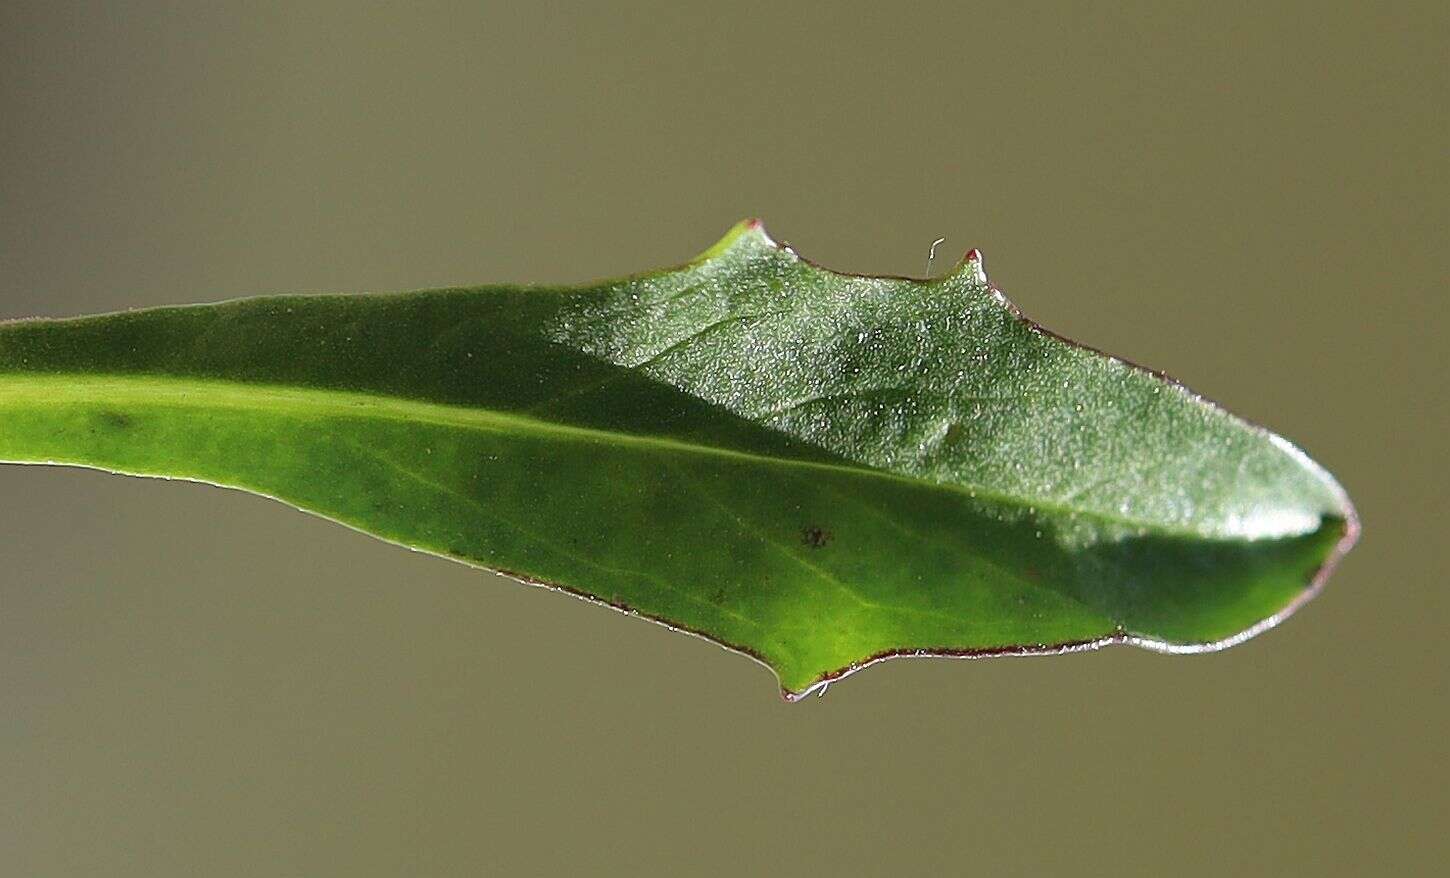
left=0, top=371, right=1269, bottom=540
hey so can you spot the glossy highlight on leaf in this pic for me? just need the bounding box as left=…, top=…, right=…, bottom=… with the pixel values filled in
left=0, top=221, right=1357, bottom=698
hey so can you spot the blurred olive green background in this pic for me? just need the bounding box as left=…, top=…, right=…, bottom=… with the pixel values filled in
left=1, top=2, right=1444, bottom=874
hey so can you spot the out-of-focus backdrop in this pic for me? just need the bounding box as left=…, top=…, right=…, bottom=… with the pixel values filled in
left=2, top=2, right=1444, bottom=874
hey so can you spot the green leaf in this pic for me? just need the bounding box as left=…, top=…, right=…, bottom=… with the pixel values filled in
left=0, top=221, right=1356, bottom=698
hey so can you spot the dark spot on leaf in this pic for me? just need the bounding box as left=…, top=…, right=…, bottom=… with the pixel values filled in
left=98, top=410, right=132, bottom=429
left=801, top=525, right=832, bottom=549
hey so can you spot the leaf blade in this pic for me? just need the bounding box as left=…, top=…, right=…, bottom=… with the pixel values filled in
left=0, top=222, right=1356, bottom=697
